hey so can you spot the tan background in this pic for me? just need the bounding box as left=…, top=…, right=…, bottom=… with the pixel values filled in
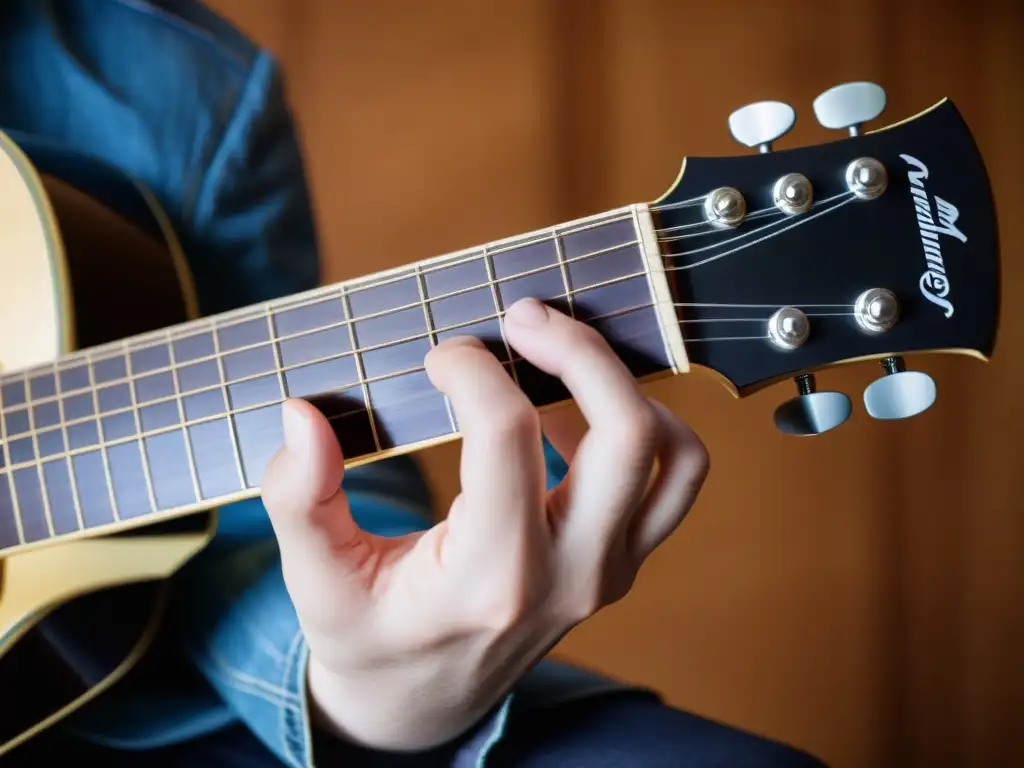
left=205, top=2, right=1023, bottom=766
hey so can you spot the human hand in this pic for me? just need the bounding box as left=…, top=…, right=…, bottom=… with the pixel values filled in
left=260, top=297, right=710, bottom=752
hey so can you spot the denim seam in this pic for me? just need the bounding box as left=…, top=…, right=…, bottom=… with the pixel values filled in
left=189, top=50, right=270, bottom=226
left=280, top=628, right=311, bottom=768
left=110, top=0, right=251, bottom=70
left=203, top=664, right=299, bottom=711
left=198, top=640, right=301, bottom=705
left=475, top=695, right=514, bottom=767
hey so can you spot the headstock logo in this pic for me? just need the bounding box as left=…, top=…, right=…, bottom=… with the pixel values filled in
left=901, top=153, right=967, bottom=318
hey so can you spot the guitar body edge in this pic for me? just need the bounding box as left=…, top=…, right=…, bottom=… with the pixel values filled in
left=0, top=130, right=218, bottom=755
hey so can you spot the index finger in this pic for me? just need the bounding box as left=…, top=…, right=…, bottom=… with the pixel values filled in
left=424, top=336, right=546, bottom=551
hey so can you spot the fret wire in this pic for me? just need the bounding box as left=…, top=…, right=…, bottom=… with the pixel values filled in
left=167, top=330, right=203, bottom=504
left=340, top=286, right=382, bottom=454
left=11, top=214, right=640, bottom=374
left=339, top=210, right=633, bottom=296
left=123, top=341, right=159, bottom=514
left=480, top=244, right=519, bottom=386
left=53, top=360, right=85, bottom=532
left=130, top=236, right=640, bottom=369
left=265, top=301, right=290, bottom=402
left=552, top=225, right=575, bottom=319
left=0, top=299, right=662, bottom=474
left=211, top=318, right=248, bottom=490
left=414, top=264, right=457, bottom=434
left=0, top=381, right=26, bottom=544
left=87, top=349, right=121, bottom=522
left=2, top=270, right=663, bottom=433
left=24, top=375, right=56, bottom=536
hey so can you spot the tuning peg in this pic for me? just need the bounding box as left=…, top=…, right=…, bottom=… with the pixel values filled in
left=774, top=374, right=852, bottom=436
left=863, top=357, right=936, bottom=420
left=812, top=82, right=886, bottom=136
left=728, top=100, right=796, bottom=153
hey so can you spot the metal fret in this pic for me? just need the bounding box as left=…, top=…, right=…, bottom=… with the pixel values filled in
left=25, top=375, right=55, bottom=537
left=123, top=342, right=159, bottom=515
left=0, top=383, right=25, bottom=545
left=481, top=245, right=519, bottom=385
left=414, top=264, right=457, bottom=433
left=340, top=286, right=382, bottom=453
left=167, top=330, right=202, bottom=504
left=265, top=305, right=289, bottom=402
left=54, top=361, right=85, bottom=531
left=552, top=226, right=575, bottom=319
left=211, top=319, right=247, bottom=490
left=87, top=349, right=121, bottom=521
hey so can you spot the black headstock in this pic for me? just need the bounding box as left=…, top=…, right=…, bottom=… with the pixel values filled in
left=651, top=83, right=999, bottom=435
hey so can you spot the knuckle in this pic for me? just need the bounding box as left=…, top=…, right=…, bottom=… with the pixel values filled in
left=615, top=403, right=660, bottom=455
left=563, top=573, right=634, bottom=625
left=487, top=399, right=540, bottom=444
left=473, top=579, right=543, bottom=632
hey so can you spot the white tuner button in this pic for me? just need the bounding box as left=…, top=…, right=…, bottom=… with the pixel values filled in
left=812, top=82, right=887, bottom=136
left=728, top=101, right=796, bottom=153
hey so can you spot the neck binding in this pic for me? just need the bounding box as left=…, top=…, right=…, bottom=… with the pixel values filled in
left=0, top=203, right=686, bottom=555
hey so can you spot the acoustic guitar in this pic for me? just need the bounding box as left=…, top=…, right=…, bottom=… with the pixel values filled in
left=0, top=82, right=1000, bottom=755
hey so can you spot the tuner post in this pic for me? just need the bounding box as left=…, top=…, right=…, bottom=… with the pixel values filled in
left=704, top=186, right=747, bottom=228
left=773, top=173, right=813, bottom=215
left=845, top=157, right=888, bottom=199
left=767, top=306, right=810, bottom=350
left=854, top=288, right=899, bottom=333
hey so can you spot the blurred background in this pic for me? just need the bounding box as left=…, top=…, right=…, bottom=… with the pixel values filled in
left=206, top=2, right=1021, bottom=766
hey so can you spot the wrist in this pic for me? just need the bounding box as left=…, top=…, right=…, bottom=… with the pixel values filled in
left=306, top=651, right=497, bottom=753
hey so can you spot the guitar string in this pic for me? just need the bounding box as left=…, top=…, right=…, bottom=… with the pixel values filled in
left=0, top=289, right=857, bottom=465
left=0, top=270, right=857, bottom=429
left=0, top=186, right=860, bottom=466
left=0, top=185, right=868, bottom=542
left=0, top=182, right=857, bottom=432
left=0, top=187, right=855, bottom=381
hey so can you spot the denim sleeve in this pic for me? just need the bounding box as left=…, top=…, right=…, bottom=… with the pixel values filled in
left=182, top=49, right=320, bottom=316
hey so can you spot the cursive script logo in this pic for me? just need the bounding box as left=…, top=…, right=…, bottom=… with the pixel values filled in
left=900, top=153, right=967, bottom=318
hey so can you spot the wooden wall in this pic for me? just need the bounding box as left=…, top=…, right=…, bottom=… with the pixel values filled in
left=206, top=2, right=1024, bottom=765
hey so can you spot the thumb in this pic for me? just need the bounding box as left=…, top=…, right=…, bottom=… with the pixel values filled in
left=261, top=398, right=366, bottom=573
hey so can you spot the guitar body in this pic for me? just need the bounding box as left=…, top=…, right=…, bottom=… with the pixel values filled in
left=0, top=130, right=217, bottom=756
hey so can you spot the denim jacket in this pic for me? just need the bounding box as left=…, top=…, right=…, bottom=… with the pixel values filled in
left=0, top=2, right=639, bottom=764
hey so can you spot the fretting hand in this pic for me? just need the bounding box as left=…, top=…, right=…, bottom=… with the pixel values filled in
left=260, top=297, right=710, bottom=751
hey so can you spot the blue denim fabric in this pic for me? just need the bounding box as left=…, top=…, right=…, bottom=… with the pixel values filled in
left=0, top=2, right=633, bottom=765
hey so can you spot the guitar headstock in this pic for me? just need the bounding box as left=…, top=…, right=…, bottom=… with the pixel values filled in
left=652, top=82, right=999, bottom=435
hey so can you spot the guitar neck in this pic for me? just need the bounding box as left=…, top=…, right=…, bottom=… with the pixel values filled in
left=0, top=203, right=687, bottom=554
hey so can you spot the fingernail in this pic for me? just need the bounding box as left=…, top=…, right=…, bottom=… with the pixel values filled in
left=505, top=298, right=549, bottom=328
left=282, top=400, right=307, bottom=452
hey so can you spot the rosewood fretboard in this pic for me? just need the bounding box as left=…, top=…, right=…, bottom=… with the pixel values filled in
left=0, top=205, right=683, bottom=554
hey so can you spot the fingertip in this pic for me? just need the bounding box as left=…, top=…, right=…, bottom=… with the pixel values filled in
left=504, top=297, right=550, bottom=329
left=269, top=398, right=345, bottom=504
left=281, top=398, right=312, bottom=453
left=425, top=335, right=487, bottom=384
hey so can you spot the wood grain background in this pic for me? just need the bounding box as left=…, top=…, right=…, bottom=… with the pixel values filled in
left=205, top=2, right=1024, bottom=765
